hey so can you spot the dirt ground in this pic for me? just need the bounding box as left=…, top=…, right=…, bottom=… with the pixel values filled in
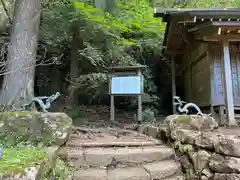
left=76, top=105, right=165, bottom=126
left=69, top=126, right=161, bottom=147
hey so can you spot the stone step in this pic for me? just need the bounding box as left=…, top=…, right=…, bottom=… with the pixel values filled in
left=67, top=138, right=162, bottom=148
left=72, top=160, right=183, bottom=180
left=68, top=145, right=174, bottom=168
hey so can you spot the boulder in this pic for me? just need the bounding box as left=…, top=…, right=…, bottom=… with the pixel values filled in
left=166, top=122, right=240, bottom=158
left=145, top=126, right=158, bottom=138
left=197, top=128, right=240, bottom=158
left=213, top=133, right=240, bottom=158
left=165, top=114, right=218, bottom=132
left=195, top=131, right=216, bottom=150
left=179, top=154, right=193, bottom=170
left=0, top=112, right=72, bottom=146
left=0, top=167, right=40, bottom=180
left=201, top=175, right=208, bottom=180
left=0, top=146, right=59, bottom=180
left=209, top=153, right=240, bottom=173
left=190, top=150, right=211, bottom=172
left=202, top=168, right=213, bottom=179
left=157, top=125, right=169, bottom=138
left=171, top=128, right=197, bottom=145
left=213, top=173, right=240, bottom=180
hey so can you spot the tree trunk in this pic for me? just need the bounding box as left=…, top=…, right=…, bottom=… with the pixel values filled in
left=0, top=0, right=42, bottom=108
left=50, top=66, right=61, bottom=94
left=105, top=0, right=116, bottom=13
left=65, top=24, right=81, bottom=108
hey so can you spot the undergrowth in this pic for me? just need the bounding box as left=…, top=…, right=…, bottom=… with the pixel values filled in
left=42, top=157, right=71, bottom=180
left=0, top=145, right=45, bottom=176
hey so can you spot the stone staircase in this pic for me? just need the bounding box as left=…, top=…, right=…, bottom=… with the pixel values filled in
left=60, top=126, right=184, bottom=180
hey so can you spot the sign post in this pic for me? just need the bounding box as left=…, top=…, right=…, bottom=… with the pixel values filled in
left=108, top=66, right=145, bottom=123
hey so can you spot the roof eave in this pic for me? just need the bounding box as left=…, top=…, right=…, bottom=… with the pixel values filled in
left=154, top=8, right=240, bottom=49
left=154, top=8, right=240, bottom=20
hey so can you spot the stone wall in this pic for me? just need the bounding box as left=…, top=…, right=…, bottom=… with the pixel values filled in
left=138, top=114, right=240, bottom=180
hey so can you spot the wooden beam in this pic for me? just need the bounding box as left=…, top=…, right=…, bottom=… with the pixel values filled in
left=178, top=24, right=191, bottom=44
left=208, top=46, right=215, bottom=119
left=188, top=21, right=212, bottom=32
left=171, top=55, right=176, bottom=114
left=196, top=34, right=240, bottom=42
left=166, top=22, right=174, bottom=48
left=170, top=14, right=194, bottom=23
left=211, top=21, right=240, bottom=27
left=164, top=38, right=194, bottom=57
left=194, top=26, right=218, bottom=37
left=222, top=40, right=235, bottom=126
left=189, top=21, right=240, bottom=33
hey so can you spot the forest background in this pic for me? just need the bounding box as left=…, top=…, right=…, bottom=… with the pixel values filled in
left=0, top=0, right=239, bottom=124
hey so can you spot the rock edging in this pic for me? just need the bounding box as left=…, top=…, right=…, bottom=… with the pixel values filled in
left=138, top=114, right=240, bottom=180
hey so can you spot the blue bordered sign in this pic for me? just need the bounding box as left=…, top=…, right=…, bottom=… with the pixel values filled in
left=110, top=75, right=143, bottom=95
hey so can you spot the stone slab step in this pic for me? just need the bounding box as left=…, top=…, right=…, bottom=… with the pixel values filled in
left=165, top=176, right=184, bottom=180
left=67, top=139, right=162, bottom=148
left=143, top=160, right=182, bottom=179
left=73, top=160, right=182, bottom=180
left=68, top=146, right=174, bottom=167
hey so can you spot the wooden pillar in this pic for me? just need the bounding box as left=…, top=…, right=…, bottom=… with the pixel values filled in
left=188, top=53, right=192, bottom=100
left=222, top=40, right=235, bottom=125
left=137, top=70, right=142, bottom=122
left=171, top=55, right=177, bottom=114
left=110, top=95, right=115, bottom=121
left=109, top=74, right=115, bottom=121
left=219, top=106, right=225, bottom=125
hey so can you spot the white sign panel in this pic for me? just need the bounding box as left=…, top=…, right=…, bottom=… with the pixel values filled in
left=111, top=76, right=142, bottom=95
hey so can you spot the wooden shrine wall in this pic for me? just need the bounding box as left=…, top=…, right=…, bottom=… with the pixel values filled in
left=208, top=43, right=240, bottom=106
left=183, top=42, right=211, bottom=107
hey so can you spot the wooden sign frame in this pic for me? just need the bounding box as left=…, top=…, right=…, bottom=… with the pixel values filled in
left=108, top=66, right=146, bottom=123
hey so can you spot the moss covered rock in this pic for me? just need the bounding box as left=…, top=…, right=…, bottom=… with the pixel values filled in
left=0, top=146, right=59, bottom=180
left=0, top=112, right=72, bottom=146
left=164, top=114, right=218, bottom=132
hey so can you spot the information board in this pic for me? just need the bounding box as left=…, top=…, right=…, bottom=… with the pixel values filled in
left=110, top=76, right=142, bottom=95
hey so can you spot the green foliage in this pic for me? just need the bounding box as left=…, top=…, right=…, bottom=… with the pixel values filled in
left=69, top=73, right=108, bottom=100
left=0, top=146, right=45, bottom=175
left=142, top=108, right=156, bottom=123
left=40, top=0, right=164, bottom=106
left=185, top=168, right=196, bottom=180
left=47, top=158, right=70, bottom=180
left=174, top=141, right=194, bottom=153
left=73, top=0, right=128, bottom=32
left=66, top=106, right=87, bottom=125
left=116, top=0, right=165, bottom=36
left=173, top=115, right=191, bottom=123
left=72, top=0, right=165, bottom=35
